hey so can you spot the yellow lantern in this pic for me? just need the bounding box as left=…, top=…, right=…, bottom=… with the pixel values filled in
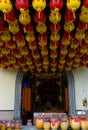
left=43, top=59, right=49, bottom=65
left=0, top=0, right=12, bottom=13
left=1, top=29, right=11, bottom=42
left=50, top=32, right=60, bottom=42
left=51, top=67, right=56, bottom=72
left=9, top=19, right=20, bottom=34
left=79, top=9, right=88, bottom=23
left=64, top=21, right=75, bottom=32
left=20, top=47, right=29, bottom=56
left=41, top=49, right=48, bottom=56
left=26, top=32, right=35, bottom=42
left=19, top=9, right=31, bottom=25
left=36, top=22, right=47, bottom=34
left=16, top=40, right=26, bottom=48
left=66, top=0, right=81, bottom=11
left=32, top=0, right=46, bottom=13
left=75, top=30, right=85, bottom=41
left=80, top=47, right=87, bottom=54
left=26, top=59, right=33, bottom=66
left=61, top=39, right=70, bottom=46
left=2, top=47, right=10, bottom=55
left=59, top=58, right=66, bottom=64
left=9, top=57, right=16, bottom=64
left=60, top=49, right=68, bottom=55
left=49, top=9, right=61, bottom=24
left=73, top=56, right=80, bottom=63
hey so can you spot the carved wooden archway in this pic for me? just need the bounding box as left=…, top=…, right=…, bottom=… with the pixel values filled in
left=14, top=70, right=76, bottom=120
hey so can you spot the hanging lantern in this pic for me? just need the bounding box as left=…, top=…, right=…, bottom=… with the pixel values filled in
left=64, top=9, right=76, bottom=22
left=34, top=11, right=46, bottom=23
left=60, top=48, right=68, bottom=55
left=68, top=48, right=76, bottom=58
left=84, top=0, right=88, bottom=8
left=61, top=39, right=70, bottom=46
left=73, top=56, right=80, bottom=63
left=66, top=0, right=81, bottom=12
left=6, top=40, right=16, bottom=49
left=23, top=23, right=33, bottom=33
left=37, top=66, right=42, bottom=73
left=50, top=32, right=60, bottom=42
left=9, top=19, right=20, bottom=34
left=26, top=59, right=33, bottom=66
left=50, top=50, right=57, bottom=58
left=49, top=0, right=63, bottom=10
left=0, top=0, right=12, bottom=13
left=28, top=41, right=37, bottom=50
left=15, top=0, right=29, bottom=10
left=5, top=9, right=16, bottom=23
left=16, top=39, right=26, bottom=48
left=34, top=59, right=41, bottom=67
left=49, top=10, right=61, bottom=24
left=26, top=32, right=35, bottom=42
left=78, top=21, right=87, bottom=31
left=64, top=21, right=75, bottom=32
left=62, top=31, right=72, bottom=40
left=75, top=30, right=85, bottom=41
left=36, top=22, right=47, bottom=34
left=50, top=23, right=61, bottom=32
left=66, top=57, right=73, bottom=65
left=1, top=29, right=11, bottom=42
left=41, top=49, right=48, bottom=56
left=51, top=67, right=56, bottom=72
left=14, top=31, right=24, bottom=42
left=32, top=50, right=40, bottom=60
left=79, top=8, right=88, bottom=23
left=50, top=59, right=57, bottom=67
left=19, top=9, right=31, bottom=25
left=43, top=59, right=49, bottom=65
left=2, top=47, right=10, bottom=55
left=49, top=41, right=59, bottom=50
left=32, top=0, right=46, bottom=14
left=11, top=49, right=22, bottom=59
left=9, top=57, right=16, bottom=64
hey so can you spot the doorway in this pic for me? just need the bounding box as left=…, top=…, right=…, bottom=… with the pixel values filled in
left=14, top=70, right=76, bottom=124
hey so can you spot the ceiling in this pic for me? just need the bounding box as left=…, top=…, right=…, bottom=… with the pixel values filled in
left=0, top=0, right=88, bottom=74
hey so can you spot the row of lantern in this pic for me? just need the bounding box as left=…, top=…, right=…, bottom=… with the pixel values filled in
left=0, top=0, right=88, bottom=72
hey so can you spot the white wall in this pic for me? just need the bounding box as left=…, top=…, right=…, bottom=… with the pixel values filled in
left=73, top=68, right=88, bottom=110
left=0, top=69, right=17, bottom=110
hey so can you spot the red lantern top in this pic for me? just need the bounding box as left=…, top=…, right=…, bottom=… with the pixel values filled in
left=84, top=0, right=88, bottom=8
left=15, top=0, right=29, bottom=10
left=49, top=0, right=63, bottom=10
